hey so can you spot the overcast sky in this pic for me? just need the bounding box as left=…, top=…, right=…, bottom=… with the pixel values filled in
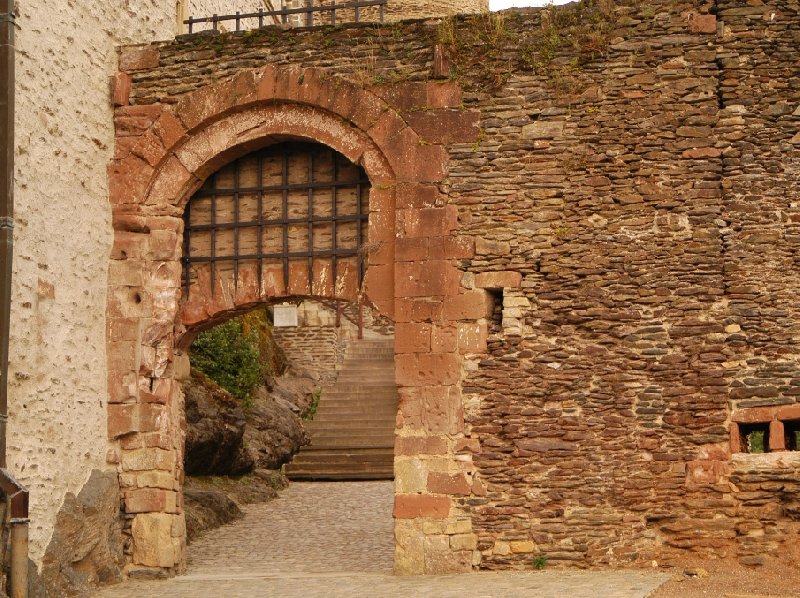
left=489, top=0, right=570, bottom=9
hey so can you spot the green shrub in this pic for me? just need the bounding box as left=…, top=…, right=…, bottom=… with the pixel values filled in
left=190, top=318, right=265, bottom=405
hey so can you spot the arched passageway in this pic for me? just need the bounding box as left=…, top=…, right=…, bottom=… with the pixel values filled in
left=106, top=65, right=479, bottom=577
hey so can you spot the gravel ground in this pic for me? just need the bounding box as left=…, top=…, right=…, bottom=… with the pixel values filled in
left=650, top=559, right=800, bottom=598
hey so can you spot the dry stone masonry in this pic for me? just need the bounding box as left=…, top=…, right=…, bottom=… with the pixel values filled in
left=106, top=0, right=800, bottom=579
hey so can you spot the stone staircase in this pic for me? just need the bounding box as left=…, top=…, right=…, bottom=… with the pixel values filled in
left=285, top=336, right=397, bottom=480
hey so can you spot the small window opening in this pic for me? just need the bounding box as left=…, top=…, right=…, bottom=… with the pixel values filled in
left=739, top=423, right=770, bottom=454
left=785, top=420, right=800, bottom=451
left=486, top=288, right=503, bottom=334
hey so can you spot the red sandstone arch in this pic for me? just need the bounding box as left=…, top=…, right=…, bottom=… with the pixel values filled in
left=107, top=63, right=480, bottom=577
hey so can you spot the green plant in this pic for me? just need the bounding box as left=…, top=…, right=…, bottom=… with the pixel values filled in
left=190, top=317, right=265, bottom=406
left=533, top=555, right=548, bottom=570
left=518, top=0, right=618, bottom=92
left=303, top=387, right=322, bottom=421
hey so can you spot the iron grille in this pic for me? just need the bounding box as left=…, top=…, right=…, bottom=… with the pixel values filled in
left=182, top=142, right=370, bottom=297
left=184, top=0, right=388, bottom=34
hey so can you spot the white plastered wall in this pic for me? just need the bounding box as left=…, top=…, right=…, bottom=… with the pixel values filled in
left=7, top=0, right=183, bottom=566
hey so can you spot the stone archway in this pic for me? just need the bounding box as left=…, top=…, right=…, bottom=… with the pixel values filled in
left=107, top=64, right=483, bottom=577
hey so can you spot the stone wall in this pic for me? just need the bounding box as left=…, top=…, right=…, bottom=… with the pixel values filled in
left=113, top=0, right=800, bottom=574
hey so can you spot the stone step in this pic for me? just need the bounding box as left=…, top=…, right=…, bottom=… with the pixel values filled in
left=286, top=454, right=394, bottom=480
left=318, top=395, right=398, bottom=403
left=314, top=406, right=397, bottom=415
left=288, top=334, right=396, bottom=477
left=307, top=438, right=395, bottom=449
left=289, top=450, right=394, bottom=462
left=305, top=422, right=396, bottom=431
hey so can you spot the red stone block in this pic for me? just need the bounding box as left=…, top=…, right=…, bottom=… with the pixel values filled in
left=363, top=263, right=393, bottom=300
left=431, top=326, right=456, bottom=353
left=442, top=290, right=491, bottom=321
left=730, top=421, right=742, bottom=454
left=394, top=143, right=449, bottom=184
left=397, top=388, right=424, bottom=429
left=396, top=183, right=439, bottom=209
left=443, top=237, right=474, bottom=260
left=113, top=72, right=132, bottom=107
left=396, top=354, right=461, bottom=387
left=770, top=420, right=786, bottom=451
left=148, top=230, right=180, bottom=261
left=140, top=404, right=166, bottom=433
left=426, top=81, right=463, bottom=108
left=396, top=298, right=443, bottom=324
left=119, top=47, right=160, bottom=72
left=396, top=322, right=432, bottom=354
left=395, top=435, right=448, bottom=456
left=688, top=12, right=717, bottom=34
left=144, top=155, right=191, bottom=207
left=396, top=261, right=460, bottom=298
left=125, top=488, right=176, bottom=514
left=396, top=238, right=430, bottom=262
left=398, top=207, right=448, bottom=239
left=372, top=82, right=428, bottom=112
left=421, top=386, right=464, bottom=435
left=154, top=112, right=187, bottom=152
left=393, top=494, right=451, bottom=519
left=731, top=407, right=776, bottom=423
left=406, top=109, right=481, bottom=145
left=427, top=472, right=471, bottom=496
left=474, top=271, right=522, bottom=289
left=108, top=155, right=154, bottom=206
left=457, top=321, right=488, bottom=354
left=108, top=404, right=138, bottom=439
left=778, top=404, right=800, bottom=421
left=108, top=317, right=141, bottom=343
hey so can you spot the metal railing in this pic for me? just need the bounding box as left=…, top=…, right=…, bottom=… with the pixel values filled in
left=184, top=0, right=387, bottom=33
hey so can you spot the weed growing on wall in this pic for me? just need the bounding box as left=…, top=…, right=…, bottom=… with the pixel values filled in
left=519, top=0, right=617, bottom=90
left=190, top=317, right=266, bottom=406
left=437, top=0, right=617, bottom=93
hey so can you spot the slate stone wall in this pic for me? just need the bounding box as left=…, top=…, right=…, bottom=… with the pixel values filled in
left=115, top=0, right=800, bottom=570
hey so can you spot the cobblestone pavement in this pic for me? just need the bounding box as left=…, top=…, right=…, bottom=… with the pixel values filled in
left=97, top=481, right=669, bottom=598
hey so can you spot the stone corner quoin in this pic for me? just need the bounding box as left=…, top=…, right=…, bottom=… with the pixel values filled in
left=104, top=0, right=800, bottom=578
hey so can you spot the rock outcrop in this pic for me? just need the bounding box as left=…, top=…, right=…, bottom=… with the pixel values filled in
left=37, top=470, right=123, bottom=597
left=183, top=370, right=254, bottom=476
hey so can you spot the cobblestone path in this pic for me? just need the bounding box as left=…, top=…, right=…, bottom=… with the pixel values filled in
left=96, top=481, right=668, bottom=598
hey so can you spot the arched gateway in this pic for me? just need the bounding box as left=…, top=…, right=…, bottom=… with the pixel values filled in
left=107, top=65, right=485, bottom=577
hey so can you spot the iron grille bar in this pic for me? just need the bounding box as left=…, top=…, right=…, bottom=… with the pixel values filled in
left=192, top=178, right=369, bottom=197
left=331, top=150, right=338, bottom=291
left=184, top=0, right=387, bottom=34
left=186, top=248, right=361, bottom=263
left=184, top=201, right=192, bottom=292
left=281, top=152, right=290, bottom=291
left=186, top=213, right=367, bottom=233
left=233, top=154, right=241, bottom=289
left=307, top=152, right=314, bottom=295
left=356, top=179, right=364, bottom=285
left=256, top=152, right=264, bottom=293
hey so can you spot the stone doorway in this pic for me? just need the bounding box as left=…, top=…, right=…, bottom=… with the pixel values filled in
left=107, top=69, right=480, bottom=576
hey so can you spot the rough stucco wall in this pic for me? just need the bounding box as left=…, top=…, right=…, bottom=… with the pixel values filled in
left=8, top=0, right=176, bottom=565
left=385, top=0, right=488, bottom=20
